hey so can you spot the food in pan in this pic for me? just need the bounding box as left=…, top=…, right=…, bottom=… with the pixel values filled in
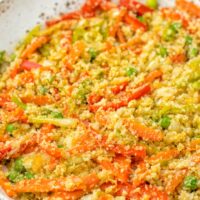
left=0, top=0, right=199, bottom=199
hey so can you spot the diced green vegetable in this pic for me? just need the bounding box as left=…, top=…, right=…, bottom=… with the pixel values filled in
left=12, top=95, right=27, bottom=110
left=23, top=25, right=41, bottom=45
left=188, top=48, right=199, bottom=59
left=72, top=28, right=85, bottom=42
left=6, top=124, right=16, bottom=133
left=185, top=35, right=193, bottom=45
left=51, top=111, right=64, bottom=119
left=10, top=53, right=16, bottom=62
left=0, top=51, right=5, bottom=64
left=126, top=67, right=137, bottom=77
left=29, top=117, right=78, bottom=128
left=160, top=116, right=171, bottom=129
left=57, top=144, right=64, bottom=148
left=146, top=0, right=158, bottom=9
left=8, top=171, right=23, bottom=183
left=158, top=46, right=168, bottom=57
left=24, top=171, right=34, bottom=180
left=184, top=176, right=198, bottom=191
left=39, top=44, right=50, bottom=57
left=14, top=159, right=25, bottom=173
left=137, top=16, right=145, bottom=23
left=75, top=79, right=93, bottom=104
left=163, top=22, right=181, bottom=41
left=39, top=86, right=48, bottom=95
left=88, top=48, right=97, bottom=62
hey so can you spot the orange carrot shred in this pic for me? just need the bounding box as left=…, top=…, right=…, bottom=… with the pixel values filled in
left=166, top=169, right=187, bottom=194
left=21, top=36, right=49, bottom=59
left=125, top=120, right=164, bottom=142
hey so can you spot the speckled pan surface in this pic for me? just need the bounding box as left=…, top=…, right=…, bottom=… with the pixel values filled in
left=0, top=0, right=179, bottom=52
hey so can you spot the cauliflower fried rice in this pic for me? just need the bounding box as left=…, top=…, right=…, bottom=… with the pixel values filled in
left=0, top=0, right=200, bottom=199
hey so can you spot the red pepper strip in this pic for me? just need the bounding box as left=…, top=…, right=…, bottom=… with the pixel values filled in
left=0, top=94, right=10, bottom=107
left=161, top=8, right=188, bottom=28
left=21, top=60, right=41, bottom=71
left=81, top=0, right=102, bottom=17
left=111, top=80, right=129, bottom=94
left=46, top=11, right=81, bottom=27
left=109, top=8, right=127, bottom=37
left=176, top=0, right=200, bottom=18
left=89, top=83, right=151, bottom=112
left=124, top=13, right=147, bottom=31
left=0, top=146, right=12, bottom=161
left=120, top=0, right=153, bottom=15
left=87, top=94, right=103, bottom=105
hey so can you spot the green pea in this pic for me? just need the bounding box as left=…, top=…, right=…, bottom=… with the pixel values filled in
left=24, top=172, right=34, bottom=180
left=14, top=159, right=25, bottom=173
left=185, top=35, right=193, bottom=45
left=126, top=67, right=137, bottom=77
left=184, top=176, right=198, bottom=191
left=6, top=124, right=16, bottom=133
left=88, top=48, right=97, bottom=62
left=160, top=116, right=171, bottom=129
left=158, top=46, right=168, bottom=57
left=51, top=111, right=63, bottom=119
left=146, top=0, right=158, bottom=9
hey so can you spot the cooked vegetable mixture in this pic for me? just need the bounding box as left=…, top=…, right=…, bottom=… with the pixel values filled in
left=0, top=0, right=200, bottom=199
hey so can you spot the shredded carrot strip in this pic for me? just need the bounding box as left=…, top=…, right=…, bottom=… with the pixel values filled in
left=21, top=36, right=49, bottom=59
left=65, top=41, right=85, bottom=71
left=148, top=149, right=179, bottom=163
left=166, top=169, right=187, bottom=194
left=100, top=156, right=131, bottom=183
left=176, top=0, right=200, bottom=18
left=13, top=173, right=99, bottom=193
left=117, top=28, right=126, bottom=43
left=48, top=191, right=84, bottom=200
left=170, top=53, right=186, bottom=64
left=0, top=177, right=16, bottom=197
left=109, top=8, right=127, bottom=37
left=188, top=139, right=200, bottom=151
left=21, top=96, right=53, bottom=106
left=125, top=120, right=164, bottom=142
